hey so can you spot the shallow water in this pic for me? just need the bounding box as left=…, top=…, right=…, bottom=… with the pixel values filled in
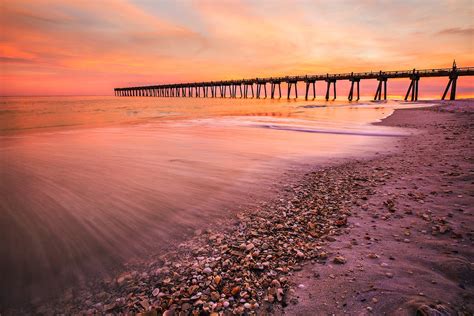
left=0, top=96, right=416, bottom=306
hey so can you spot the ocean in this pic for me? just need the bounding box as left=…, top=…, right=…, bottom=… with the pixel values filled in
left=0, top=96, right=416, bottom=305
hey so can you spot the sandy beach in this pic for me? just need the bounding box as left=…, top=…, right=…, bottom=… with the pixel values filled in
left=8, top=100, right=471, bottom=315
left=286, top=101, right=474, bottom=315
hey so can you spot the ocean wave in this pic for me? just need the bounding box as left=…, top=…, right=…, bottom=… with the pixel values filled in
left=257, top=124, right=406, bottom=137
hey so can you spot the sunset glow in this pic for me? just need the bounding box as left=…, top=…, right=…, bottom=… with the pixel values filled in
left=1, top=0, right=473, bottom=96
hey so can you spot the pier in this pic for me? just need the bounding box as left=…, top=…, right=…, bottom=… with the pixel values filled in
left=115, top=62, right=473, bottom=101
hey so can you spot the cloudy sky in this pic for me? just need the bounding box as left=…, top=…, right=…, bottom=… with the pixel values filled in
left=1, top=0, right=473, bottom=96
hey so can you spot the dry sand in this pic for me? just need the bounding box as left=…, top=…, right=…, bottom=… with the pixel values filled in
left=285, top=101, right=473, bottom=315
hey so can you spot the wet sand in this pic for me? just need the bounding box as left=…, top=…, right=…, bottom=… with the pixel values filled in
left=3, top=100, right=473, bottom=315
left=286, top=101, right=474, bottom=315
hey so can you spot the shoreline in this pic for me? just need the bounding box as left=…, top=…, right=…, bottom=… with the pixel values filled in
left=286, top=100, right=474, bottom=315
left=4, top=100, right=473, bottom=315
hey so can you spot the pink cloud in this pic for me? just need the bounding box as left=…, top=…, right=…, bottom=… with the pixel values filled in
left=0, top=0, right=473, bottom=96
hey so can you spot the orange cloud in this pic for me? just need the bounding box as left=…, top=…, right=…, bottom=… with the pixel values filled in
left=0, top=0, right=473, bottom=96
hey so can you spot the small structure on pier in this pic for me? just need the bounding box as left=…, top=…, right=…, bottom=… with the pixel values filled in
left=114, top=62, right=472, bottom=101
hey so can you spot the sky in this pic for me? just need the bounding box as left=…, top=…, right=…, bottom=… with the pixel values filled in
left=0, top=0, right=473, bottom=96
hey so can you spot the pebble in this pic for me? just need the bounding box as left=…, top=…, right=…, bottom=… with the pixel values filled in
left=231, top=286, right=241, bottom=296
left=333, top=256, right=347, bottom=264
left=210, top=291, right=220, bottom=301
left=276, top=288, right=284, bottom=301
left=271, top=279, right=281, bottom=288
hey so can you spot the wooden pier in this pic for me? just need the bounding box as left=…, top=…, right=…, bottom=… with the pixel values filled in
left=115, top=62, right=473, bottom=101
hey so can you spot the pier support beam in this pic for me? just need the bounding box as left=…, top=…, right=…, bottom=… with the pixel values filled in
left=256, top=82, right=267, bottom=98
left=348, top=78, right=360, bottom=101
left=231, top=84, right=239, bottom=98
left=287, top=81, right=297, bottom=99
left=243, top=83, right=254, bottom=98
left=405, top=73, right=420, bottom=101
left=442, top=60, right=459, bottom=101
left=374, top=76, right=387, bottom=101
left=442, top=64, right=458, bottom=101
left=305, top=80, right=316, bottom=100
left=325, top=79, right=337, bottom=100
left=442, top=75, right=458, bottom=100
left=219, top=85, right=225, bottom=98
left=270, top=82, right=282, bottom=99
